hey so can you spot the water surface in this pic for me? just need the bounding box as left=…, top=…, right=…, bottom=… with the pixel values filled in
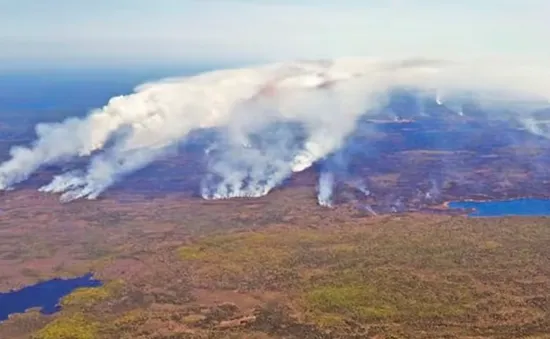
left=0, top=273, right=102, bottom=322
left=448, top=198, right=550, bottom=217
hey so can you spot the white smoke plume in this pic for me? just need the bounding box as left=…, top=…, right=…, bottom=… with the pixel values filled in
left=0, top=57, right=549, bottom=203
left=317, top=171, right=335, bottom=207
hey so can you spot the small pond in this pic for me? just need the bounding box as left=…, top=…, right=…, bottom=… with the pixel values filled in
left=0, top=273, right=102, bottom=322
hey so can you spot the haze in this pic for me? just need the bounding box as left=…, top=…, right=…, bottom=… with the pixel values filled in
left=1, top=0, right=549, bottom=69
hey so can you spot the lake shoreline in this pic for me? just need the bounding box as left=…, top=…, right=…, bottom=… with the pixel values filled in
left=445, top=197, right=550, bottom=217
left=0, top=273, right=102, bottom=323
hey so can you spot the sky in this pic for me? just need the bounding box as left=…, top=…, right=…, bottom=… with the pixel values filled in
left=1, top=0, right=549, bottom=69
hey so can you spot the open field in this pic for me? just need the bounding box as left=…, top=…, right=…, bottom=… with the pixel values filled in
left=1, top=185, right=550, bottom=338
left=1, top=113, right=550, bottom=338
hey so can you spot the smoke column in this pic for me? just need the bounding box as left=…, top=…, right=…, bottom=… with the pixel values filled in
left=317, top=171, right=335, bottom=207
left=0, top=58, right=549, bottom=203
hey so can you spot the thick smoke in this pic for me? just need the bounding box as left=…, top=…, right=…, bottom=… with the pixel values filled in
left=0, top=58, right=549, bottom=203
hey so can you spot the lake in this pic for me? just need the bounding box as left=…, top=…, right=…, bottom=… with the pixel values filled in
left=0, top=273, right=102, bottom=322
left=448, top=198, right=550, bottom=217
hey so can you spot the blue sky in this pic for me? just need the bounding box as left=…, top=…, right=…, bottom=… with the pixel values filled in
left=1, top=0, right=549, bottom=68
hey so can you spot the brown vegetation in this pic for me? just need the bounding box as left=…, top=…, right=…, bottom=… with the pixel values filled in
left=1, top=185, right=550, bottom=339
left=1, top=135, right=550, bottom=338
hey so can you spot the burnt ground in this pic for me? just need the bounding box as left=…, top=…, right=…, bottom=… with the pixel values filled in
left=1, top=117, right=550, bottom=338
left=15, top=117, right=550, bottom=210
